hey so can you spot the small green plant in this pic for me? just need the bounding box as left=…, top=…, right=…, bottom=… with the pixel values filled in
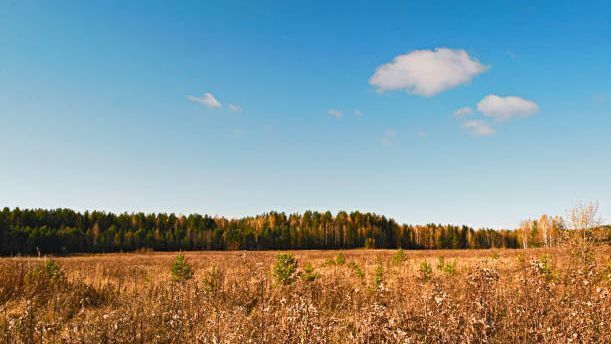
left=348, top=261, right=365, bottom=279
left=435, top=256, right=457, bottom=276
left=441, top=260, right=457, bottom=276
left=491, top=252, right=500, bottom=261
left=436, top=256, right=446, bottom=271
left=301, top=263, right=320, bottom=282
left=273, top=253, right=298, bottom=286
left=533, top=254, right=556, bottom=281
left=391, top=249, right=407, bottom=266
left=335, top=252, right=346, bottom=265
left=202, top=265, right=224, bottom=295
left=373, top=258, right=384, bottom=289
left=419, top=260, right=433, bottom=281
left=30, top=259, right=64, bottom=283
left=323, top=257, right=337, bottom=266
left=517, top=253, right=525, bottom=264
left=170, top=253, right=194, bottom=283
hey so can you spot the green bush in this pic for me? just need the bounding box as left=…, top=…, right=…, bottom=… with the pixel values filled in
left=533, top=254, right=557, bottom=281
left=323, top=258, right=337, bottom=266
left=202, top=265, right=224, bottom=295
left=301, top=263, right=319, bottom=282
left=391, top=249, right=407, bottom=266
left=28, top=259, right=65, bottom=288
left=373, top=258, right=384, bottom=289
left=435, top=256, right=457, bottom=276
left=273, top=253, right=298, bottom=286
left=335, top=252, right=346, bottom=265
left=348, top=261, right=365, bottom=279
left=34, top=259, right=63, bottom=281
left=170, top=253, right=194, bottom=283
left=441, top=260, right=457, bottom=276
left=419, top=260, right=432, bottom=280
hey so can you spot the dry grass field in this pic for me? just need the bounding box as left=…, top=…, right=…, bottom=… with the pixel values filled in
left=1, top=247, right=610, bottom=343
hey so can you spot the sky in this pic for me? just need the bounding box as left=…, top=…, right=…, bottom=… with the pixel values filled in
left=1, top=0, right=610, bottom=229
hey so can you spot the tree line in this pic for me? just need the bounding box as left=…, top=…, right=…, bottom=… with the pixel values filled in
left=0, top=207, right=607, bottom=255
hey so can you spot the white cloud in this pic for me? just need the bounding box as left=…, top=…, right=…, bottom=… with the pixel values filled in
left=354, top=109, right=363, bottom=116
left=462, top=120, right=495, bottom=136
left=381, top=129, right=398, bottom=145
left=418, top=131, right=428, bottom=138
left=453, top=106, right=473, bottom=117
left=328, top=109, right=343, bottom=118
left=187, top=92, right=222, bottom=109
left=228, top=104, right=242, bottom=112
left=477, top=94, right=538, bottom=120
left=369, top=48, right=488, bottom=96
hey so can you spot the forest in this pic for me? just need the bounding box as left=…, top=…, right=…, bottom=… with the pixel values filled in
left=1, top=207, right=597, bottom=255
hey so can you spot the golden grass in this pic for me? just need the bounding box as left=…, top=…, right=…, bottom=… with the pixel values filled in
left=1, top=247, right=610, bottom=343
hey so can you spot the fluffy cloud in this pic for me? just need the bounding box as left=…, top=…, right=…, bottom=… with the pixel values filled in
left=187, top=92, right=222, bottom=109
left=228, top=104, right=242, bottom=112
left=328, top=109, right=343, bottom=118
left=381, top=129, right=398, bottom=145
left=369, top=48, right=488, bottom=96
left=461, top=120, right=495, bottom=136
left=453, top=106, right=473, bottom=117
left=477, top=95, right=538, bottom=120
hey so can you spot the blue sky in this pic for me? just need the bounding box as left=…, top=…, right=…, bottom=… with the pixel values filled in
left=1, top=0, right=609, bottom=228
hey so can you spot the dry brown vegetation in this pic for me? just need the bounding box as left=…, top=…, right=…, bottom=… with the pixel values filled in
left=1, top=246, right=610, bottom=344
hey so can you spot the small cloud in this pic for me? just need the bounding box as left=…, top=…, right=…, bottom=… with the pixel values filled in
left=462, top=120, right=495, bottom=136
left=232, top=128, right=244, bottom=135
left=187, top=92, right=222, bottom=109
left=453, top=106, right=473, bottom=118
left=328, top=109, right=343, bottom=119
left=228, top=104, right=242, bottom=112
left=381, top=129, right=398, bottom=145
left=477, top=94, right=538, bottom=121
left=369, top=48, right=488, bottom=96
left=417, top=131, right=428, bottom=138
left=354, top=109, right=363, bottom=116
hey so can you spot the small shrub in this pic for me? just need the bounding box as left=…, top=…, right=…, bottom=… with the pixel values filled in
left=435, top=257, right=457, bottom=276
left=170, top=253, right=194, bottom=283
left=391, top=249, right=407, bottom=266
left=348, top=261, right=365, bottom=279
left=27, top=259, right=66, bottom=290
left=301, top=263, right=319, bottom=282
left=202, top=265, right=224, bottom=296
left=373, top=258, right=384, bottom=289
left=442, top=260, right=457, bottom=276
left=419, top=260, right=433, bottom=281
left=436, top=256, right=446, bottom=271
left=491, top=252, right=500, bottom=261
left=335, top=252, right=346, bottom=265
left=273, top=253, right=298, bottom=286
left=532, top=254, right=557, bottom=281
left=323, top=258, right=337, bottom=266
left=32, top=259, right=64, bottom=281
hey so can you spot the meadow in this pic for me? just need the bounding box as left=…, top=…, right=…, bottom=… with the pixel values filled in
left=1, top=246, right=610, bottom=343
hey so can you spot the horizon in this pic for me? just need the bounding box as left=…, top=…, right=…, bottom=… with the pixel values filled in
left=1, top=1, right=610, bottom=229
left=2, top=205, right=607, bottom=231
